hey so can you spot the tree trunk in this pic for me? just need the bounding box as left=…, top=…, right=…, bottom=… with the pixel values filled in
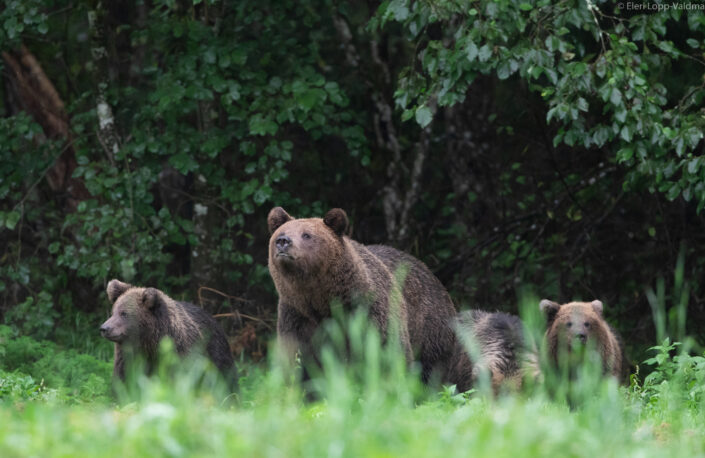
left=2, top=46, right=90, bottom=211
left=88, top=2, right=121, bottom=165
left=332, top=14, right=429, bottom=248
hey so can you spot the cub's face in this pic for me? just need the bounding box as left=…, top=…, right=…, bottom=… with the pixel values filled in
left=540, top=300, right=604, bottom=351
left=267, top=207, right=348, bottom=278
left=101, top=295, right=139, bottom=343
left=100, top=279, right=161, bottom=343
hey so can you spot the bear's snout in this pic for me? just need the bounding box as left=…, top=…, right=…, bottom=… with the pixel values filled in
left=100, top=320, right=123, bottom=342
left=100, top=322, right=114, bottom=340
left=275, top=234, right=292, bottom=252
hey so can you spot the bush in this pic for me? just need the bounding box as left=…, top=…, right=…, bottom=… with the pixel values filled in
left=0, top=325, right=112, bottom=403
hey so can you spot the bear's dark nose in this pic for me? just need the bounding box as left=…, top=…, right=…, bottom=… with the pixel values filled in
left=100, top=324, right=110, bottom=336
left=576, top=333, right=587, bottom=343
left=276, top=235, right=292, bottom=251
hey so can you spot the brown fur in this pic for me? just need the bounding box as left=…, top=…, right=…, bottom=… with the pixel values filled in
left=100, top=279, right=235, bottom=382
left=540, top=299, right=628, bottom=383
left=456, top=310, right=528, bottom=392
left=267, top=207, right=472, bottom=389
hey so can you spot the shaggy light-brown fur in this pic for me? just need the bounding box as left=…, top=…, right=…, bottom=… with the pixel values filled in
left=100, top=280, right=235, bottom=382
left=455, top=309, right=527, bottom=391
left=540, top=299, right=628, bottom=383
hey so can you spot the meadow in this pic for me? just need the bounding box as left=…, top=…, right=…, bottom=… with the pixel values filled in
left=2, top=2, right=704, bottom=456
left=1, top=297, right=704, bottom=458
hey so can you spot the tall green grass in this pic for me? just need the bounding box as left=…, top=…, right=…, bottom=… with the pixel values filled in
left=1, top=291, right=705, bottom=456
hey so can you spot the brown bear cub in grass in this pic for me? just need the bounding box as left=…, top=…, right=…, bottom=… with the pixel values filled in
left=540, top=299, right=629, bottom=383
left=100, top=279, right=235, bottom=383
left=267, top=207, right=472, bottom=390
left=455, top=310, right=528, bottom=392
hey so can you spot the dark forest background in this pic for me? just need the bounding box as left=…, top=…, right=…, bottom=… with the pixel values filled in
left=1, top=0, right=704, bottom=362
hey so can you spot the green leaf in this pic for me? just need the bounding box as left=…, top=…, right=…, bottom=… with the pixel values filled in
left=592, top=127, right=610, bottom=147
left=687, top=158, right=699, bottom=174
left=249, top=114, right=279, bottom=136
left=620, top=125, right=632, bottom=142
left=666, top=183, right=681, bottom=201
left=401, top=109, right=415, bottom=122
left=5, top=211, right=20, bottom=230
left=497, top=61, right=513, bottom=80
left=478, top=44, right=492, bottom=62
left=388, top=0, right=409, bottom=21
left=657, top=40, right=678, bottom=56
left=576, top=97, right=588, bottom=112
left=415, top=105, right=433, bottom=128
left=685, top=128, right=702, bottom=148
left=617, top=147, right=633, bottom=163
left=466, top=41, right=479, bottom=62
left=296, top=88, right=326, bottom=111
left=169, top=153, right=199, bottom=173
left=519, top=3, right=533, bottom=11
left=615, top=109, right=627, bottom=123
left=253, top=185, right=272, bottom=205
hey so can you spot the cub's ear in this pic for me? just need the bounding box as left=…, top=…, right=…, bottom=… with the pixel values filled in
left=107, top=279, right=131, bottom=303
left=141, top=288, right=162, bottom=310
left=323, top=208, right=348, bottom=236
left=591, top=300, right=604, bottom=315
left=268, top=207, right=293, bottom=235
left=539, top=299, right=562, bottom=325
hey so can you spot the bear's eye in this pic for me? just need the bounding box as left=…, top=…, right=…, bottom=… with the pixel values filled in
left=302, top=233, right=311, bottom=240
left=566, top=321, right=572, bottom=328
left=120, top=311, right=128, bottom=318
left=584, top=322, right=590, bottom=328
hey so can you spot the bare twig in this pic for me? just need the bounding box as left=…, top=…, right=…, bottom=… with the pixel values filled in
left=212, top=312, right=274, bottom=331
left=197, top=285, right=252, bottom=305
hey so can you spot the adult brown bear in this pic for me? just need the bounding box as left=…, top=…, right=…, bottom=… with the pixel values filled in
left=267, top=207, right=472, bottom=390
left=100, top=279, right=236, bottom=383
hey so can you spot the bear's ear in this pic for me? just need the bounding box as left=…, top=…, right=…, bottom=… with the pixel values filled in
left=323, top=208, right=348, bottom=236
left=539, top=299, right=562, bottom=324
left=140, top=288, right=162, bottom=310
left=268, top=207, right=292, bottom=234
left=591, top=300, right=603, bottom=315
left=107, top=279, right=131, bottom=303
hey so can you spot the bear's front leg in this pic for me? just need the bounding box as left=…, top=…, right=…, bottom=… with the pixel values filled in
left=276, top=303, right=318, bottom=376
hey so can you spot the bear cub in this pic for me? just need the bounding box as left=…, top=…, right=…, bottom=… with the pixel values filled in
left=540, top=299, right=628, bottom=383
left=267, top=207, right=471, bottom=389
left=100, top=279, right=235, bottom=383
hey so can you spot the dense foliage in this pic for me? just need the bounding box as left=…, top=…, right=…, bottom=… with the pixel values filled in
left=1, top=0, right=704, bottom=363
